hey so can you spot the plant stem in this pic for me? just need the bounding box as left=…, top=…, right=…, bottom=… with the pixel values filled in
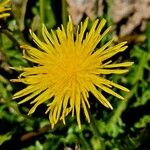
left=1, top=29, right=21, bottom=50
left=89, top=112, right=100, bottom=137
left=40, top=0, right=44, bottom=23
left=88, top=111, right=105, bottom=149
left=108, top=86, right=136, bottom=125
left=20, top=125, right=51, bottom=141
left=62, top=0, right=67, bottom=28
left=146, top=22, right=150, bottom=52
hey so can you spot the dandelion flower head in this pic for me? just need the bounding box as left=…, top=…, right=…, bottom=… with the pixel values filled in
left=12, top=16, right=133, bottom=129
left=0, top=0, right=11, bottom=19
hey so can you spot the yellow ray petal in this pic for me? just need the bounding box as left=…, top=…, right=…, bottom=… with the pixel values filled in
left=100, top=46, right=128, bottom=61
left=18, top=89, right=43, bottom=104
left=103, top=62, right=134, bottom=68
left=28, top=89, right=53, bottom=114
left=75, top=87, right=81, bottom=129
left=97, top=68, right=129, bottom=74
left=97, top=84, right=124, bottom=100
left=13, top=85, right=41, bottom=99
left=88, top=83, right=113, bottom=109
left=81, top=97, right=90, bottom=123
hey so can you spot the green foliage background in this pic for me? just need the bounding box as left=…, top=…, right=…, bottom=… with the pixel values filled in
left=0, top=0, right=150, bottom=149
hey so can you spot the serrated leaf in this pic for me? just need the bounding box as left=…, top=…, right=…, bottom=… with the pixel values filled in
left=133, top=88, right=150, bottom=107
left=134, top=115, right=150, bottom=128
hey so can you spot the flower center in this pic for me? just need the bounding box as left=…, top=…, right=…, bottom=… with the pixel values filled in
left=59, top=56, right=82, bottom=79
left=67, top=59, right=80, bottom=75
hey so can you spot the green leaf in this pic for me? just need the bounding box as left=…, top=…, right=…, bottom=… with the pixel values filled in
left=134, top=115, right=150, bottom=128
left=133, top=87, right=150, bottom=107
left=0, top=132, right=12, bottom=145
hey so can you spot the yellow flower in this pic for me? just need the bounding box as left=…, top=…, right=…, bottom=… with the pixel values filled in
left=12, top=17, right=133, bottom=129
left=0, top=0, right=11, bottom=19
